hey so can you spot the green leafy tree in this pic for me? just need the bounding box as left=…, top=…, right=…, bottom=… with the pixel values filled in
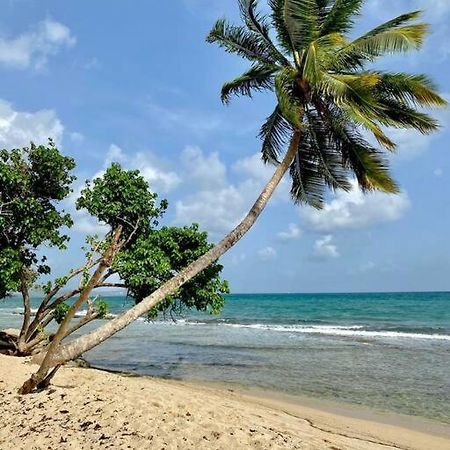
left=22, top=0, right=446, bottom=393
left=18, top=164, right=229, bottom=393
left=114, top=225, right=229, bottom=318
left=1, top=155, right=228, bottom=361
left=0, top=141, right=75, bottom=350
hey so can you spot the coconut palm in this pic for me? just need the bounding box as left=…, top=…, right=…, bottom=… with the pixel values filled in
left=20, top=0, right=445, bottom=393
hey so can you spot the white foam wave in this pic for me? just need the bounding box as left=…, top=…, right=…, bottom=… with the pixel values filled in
left=217, top=323, right=450, bottom=341
left=147, top=321, right=450, bottom=341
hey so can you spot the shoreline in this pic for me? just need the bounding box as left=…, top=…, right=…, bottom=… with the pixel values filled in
left=1, top=355, right=449, bottom=449
left=87, top=362, right=450, bottom=438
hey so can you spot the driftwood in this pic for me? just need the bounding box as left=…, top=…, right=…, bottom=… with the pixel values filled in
left=0, top=330, right=19, bottom=355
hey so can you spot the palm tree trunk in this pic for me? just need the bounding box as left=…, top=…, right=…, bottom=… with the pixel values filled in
left=33, top=131, right=301, bottom=374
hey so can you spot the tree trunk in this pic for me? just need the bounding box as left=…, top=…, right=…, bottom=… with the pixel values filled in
left=17, top=269, right=31, bottom=354
left=32, top=132, right=300, bottom=376
left=19, top=227, right=123, bottom=394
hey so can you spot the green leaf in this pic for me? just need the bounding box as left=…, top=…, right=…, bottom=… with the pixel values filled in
left=274, top=68, right=303, bottom=128
left=281, top=0, right=319, bottom=53
left=221, top=63, right=277, bottom=104
left=259, top=105, right=292, bottom=163
left=321, top=0, right=363, bottom=35
left=206, top=18, right=276, bottom=64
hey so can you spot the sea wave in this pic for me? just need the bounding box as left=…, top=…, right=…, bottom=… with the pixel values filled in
left=225, top=323, right=450, bottom=340
left=146, top=320, right=450, bottom=341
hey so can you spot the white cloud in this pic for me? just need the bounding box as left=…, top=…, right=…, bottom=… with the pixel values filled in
left=0, top=19, right=75, bottom=70
left=390, top=128, right=433, bottom=160
left=277, top=223, right=302, bottom=241
left=181, top=146, right=226, bottom=189
left=301, top=180, right=411, bottom=233
left=105, top=144, right=181, bottom=194
left=0, top=99, right=63, bottom=149
left=310, top=235, right=340, bottom=261
left=72, top=215, right=108, bottom=235
left=434, top=168, right=444, bottom=177
left=258, top=246, right=277, bottom=261
left=175, top=184, right=248, bottom=236
left=174, top=150, right=285, bottom=237
left=69, top=132, right=84, bottom=144
left=233, top=153, right=274, bottom=182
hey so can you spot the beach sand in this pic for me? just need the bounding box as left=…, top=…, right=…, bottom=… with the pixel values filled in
left=0, top=354, right=448, bottom=450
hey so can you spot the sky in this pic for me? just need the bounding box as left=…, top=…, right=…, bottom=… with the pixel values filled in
left=0, top=0, right=449, bottom=294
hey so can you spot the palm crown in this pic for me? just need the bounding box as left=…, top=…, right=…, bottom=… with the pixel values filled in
left=207, top=0, right=446, bottom=208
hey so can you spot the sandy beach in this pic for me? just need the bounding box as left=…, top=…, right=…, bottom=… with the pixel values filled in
left=0, top=355, right=448, bottom=450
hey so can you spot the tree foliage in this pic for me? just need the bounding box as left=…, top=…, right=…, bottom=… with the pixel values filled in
left=0, top=141, right=75, bottom=297
left=0, top=148, right=229, bottom=356
left=113, top=225, right=229, bottom=317
left=207, top=0, right=446, bottom=208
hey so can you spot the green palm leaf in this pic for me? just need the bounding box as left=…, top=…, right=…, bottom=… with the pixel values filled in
left=283, top=0, right=320, bottom=53
left=378, top=73, right=447, bottom=107
left=238, top=0, right=289, bottom=64
left=259, top=106, right=292, bottom=163
left=274, top=68, right=304, bottom=128
left=332, top=12, right=427, bottom=69
left=208, top=1, right=445, bottom=208
left=206, top=18, right=276, bottom=64
left=321, top=0, right=363, bottom=35
left=221, top=64, right=277, bottom=104
left=290, top=138, right=324, bottom=207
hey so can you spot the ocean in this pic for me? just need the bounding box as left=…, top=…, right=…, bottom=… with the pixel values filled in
left=1, top=292, right=449, bottom=423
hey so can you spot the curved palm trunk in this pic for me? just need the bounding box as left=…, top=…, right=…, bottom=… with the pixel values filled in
left=26, top=131, right=300, bottom=387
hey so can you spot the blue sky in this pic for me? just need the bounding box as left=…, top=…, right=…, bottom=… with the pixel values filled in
left=1, top=0, right=449, bottom=293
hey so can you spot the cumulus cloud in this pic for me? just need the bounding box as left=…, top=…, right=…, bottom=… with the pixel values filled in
left=310, top=235, right=340, bottom=261
left=181, top=146, right=227, bottom=189
left=69, top=132, right=84, bottom=144
left=258, top=246, right=277, bottom=262
left=301, top=180, right=411, bottom=233
left=277, top=223, right=302, bottom=241
left=105, top=144, right=181, bottom=194
left=0, top=19, right=75, bottom=70
left=174, top=151, right=287, bottom=237
left=0, top=99, right=63, bottom=149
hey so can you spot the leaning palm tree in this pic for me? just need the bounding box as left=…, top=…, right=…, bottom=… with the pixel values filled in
left=20, top=0, right=445, bottom=393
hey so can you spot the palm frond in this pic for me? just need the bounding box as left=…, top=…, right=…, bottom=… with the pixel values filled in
left=301, top=41, right=320, bottom=83
left=206, top=18, right=276, bottom=64
left=274, top=68, right=303, bottom=128
left=269, top=0, right=296, bottom=53
left=318, top=73, right=396, bottom=150
left=375, top=98, right=440, bottom=134
left=289, top=138, right=325, bottom=207
left=283, top=0, right=320, bottom=53
left=303, top=110, right=352, bottom=191
left=259, top=106, right=292, bottom=163
left=269, top=0, right=319, bottom=55
left=317, top=103, right=399, bottom=192
left=332, top=11, right=427, bottom=69
left=221, top=64, right=278, bottom=104
left=304, top=107, right=352, bottom=191
left=377, top=73, right=447, bottom=107
left=238, top=0, right=290, bottom=64
left=321, top=0, right=363, bottom=35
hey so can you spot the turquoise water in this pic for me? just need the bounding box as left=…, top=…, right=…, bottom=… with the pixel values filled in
left=1, top=292, right=449, bottom=423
